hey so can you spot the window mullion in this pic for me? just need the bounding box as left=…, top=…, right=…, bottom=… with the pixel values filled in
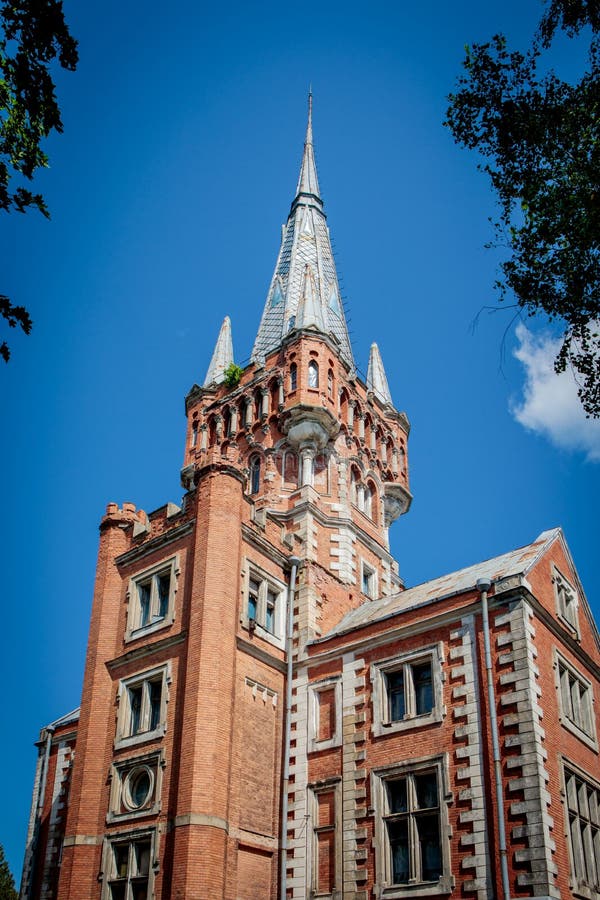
left=405, top=664, right=414, bottom=718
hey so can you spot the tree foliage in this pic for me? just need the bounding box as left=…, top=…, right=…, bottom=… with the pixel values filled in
left=0, top=0, right=78, bottom=362
left=445, top=0, right=600, bottom=417
left=0, top=843, right=17, bottom=900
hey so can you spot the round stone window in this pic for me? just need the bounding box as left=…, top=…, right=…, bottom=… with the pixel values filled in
left=124, top=765, right=154, bottom=811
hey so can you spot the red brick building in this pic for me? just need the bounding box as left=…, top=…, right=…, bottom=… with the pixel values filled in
left=21, top=98, right=600, bottom=900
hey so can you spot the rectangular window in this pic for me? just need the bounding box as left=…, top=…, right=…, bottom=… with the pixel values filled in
left=309, top=779, right=341, bottom=897
left=554, top=566, right=580, bottom=636
left=361, top=561, right=376, bottom=598
left=556, top=653, right=597, bottom=749
left=244, top=563, right=285, bottom=646
left=115, top=665, right=169, bottom=750
left=564, top=765, right=600, bottom=896
left=371, top=646, right=444, bottom=738
left=371, top=757, right=452, bottom=897
left=126, top=556, right=179, bottom=641
left=105, top=832, right=154, bottom=900
left=308, top=677, right=342, bottom=751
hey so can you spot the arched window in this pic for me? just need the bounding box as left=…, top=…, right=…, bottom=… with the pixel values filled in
left=222, top=407, right=231, bottom=438
left=365, top=481, right=377, bottom=520
left=191, top=421, right=198, bottom=448
left=350, top=466, right=360, bottom=506
left=289, top=363, right=297, bottom=392
left=308, top=360, right=319, bottom=389
left=327, top=369, right=334, bottom=398
left=249, top=455, right=261, bottom=495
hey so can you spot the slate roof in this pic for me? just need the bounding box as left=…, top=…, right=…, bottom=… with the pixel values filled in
left=321, top=528, right=563, bottom=640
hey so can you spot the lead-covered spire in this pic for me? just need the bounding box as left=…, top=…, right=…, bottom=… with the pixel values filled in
left=251, top=95, right=354, bottom=369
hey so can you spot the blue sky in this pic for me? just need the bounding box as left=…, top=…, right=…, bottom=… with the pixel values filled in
left=1, top=0, right=598, bottom=881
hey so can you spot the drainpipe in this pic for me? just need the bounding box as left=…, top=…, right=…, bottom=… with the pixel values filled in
left=280, top=556, right=301, bottom=900
left=477, top=577, right=511, bottom=900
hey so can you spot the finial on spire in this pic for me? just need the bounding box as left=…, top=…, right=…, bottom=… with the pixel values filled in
left=295, top=90, right=320, bottom=200
left=367, top=342, right=393, bottom=406
left=203, top=316, right=234, bottom=387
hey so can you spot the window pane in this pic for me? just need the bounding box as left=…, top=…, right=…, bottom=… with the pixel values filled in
left=417, top=813, right=442, bottom=881
left=135, top=841, right=151, bottom=876
left=129, top=686, right=142, bottom=735
left=113, top=845, right=129, bottom=878
left=388, top=671, right=405, bottom=721
left=157, top=573, right=170, bottom=618
left=110, top=885, right=126, bottom=900
left=413, top=662, right=433, bottom=715
left=149, top=681, right=162, bottom=731
left=388, top=778, right=407, bottom=813
left=266, top=590, right=277, bottom=632
left=129, top=769, right=151, bottom=808
left=138, top=582, right=151, bottom=627
left=131, top=885, right=148, bottom=900
left=388, top=819, right=409, bottom=884
left=415, top=772, right=438, bottom=810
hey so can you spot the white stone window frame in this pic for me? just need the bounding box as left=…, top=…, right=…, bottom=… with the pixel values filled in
left=371, top=644, right=446, bottom=738
left=307, top=777, right=342, bottom=899
left=107, top=749, right=165, bottom=824
left=560, top=757, right=600, bottom=900
left=125, top=554, right=180, bottom=643
left=115, top=662, right=171, bottom=751
left=553, top=565, right=580, bottom=638
left=100, top=825, right=158, bottom=900
left=370, top=754, right=454, bottom=899
left=241, top=559, right=285, bottom=650
left=361, top=559, right=377, bottom=599
left=554, top=651, right=598, bottom=751
left=308, top=676, right=342, bottom=752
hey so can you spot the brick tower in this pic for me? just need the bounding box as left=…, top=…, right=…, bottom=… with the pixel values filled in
left=44, top=94, right=412, bottom=900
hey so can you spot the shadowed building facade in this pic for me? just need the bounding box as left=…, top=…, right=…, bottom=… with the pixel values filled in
left=20, top=98, right=600, bottom=900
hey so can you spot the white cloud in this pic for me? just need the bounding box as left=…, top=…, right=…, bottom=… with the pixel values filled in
left=511, top=323, right=600, bottom=462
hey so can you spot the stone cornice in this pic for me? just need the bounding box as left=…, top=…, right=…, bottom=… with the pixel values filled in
left=236, top=635, right=287, bottom=673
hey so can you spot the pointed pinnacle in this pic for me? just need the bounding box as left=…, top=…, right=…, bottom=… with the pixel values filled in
left=367, top=342, right=393, bottom=406
left=203, top=316, right=234, bottom=386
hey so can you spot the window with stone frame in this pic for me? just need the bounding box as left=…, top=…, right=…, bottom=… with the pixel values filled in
left=371, top=756, right=453, bottom=898
left=309, top=779, right=341, bottom=898
left=556, top=653, right=597, bottom=749
left=115, top=664, right=170, bottom=750
left=361, top=560, right=377, bottom=598
left=243, top=562, right=285, bottom=647
left=103, top=830, right=155, bottom=900
left=308, top=677, right=342, bottom=751
left=126, top=556, right=179, bottom=641
left=107, top=751, right=163, bottom=823
left=371, top=645, right=445, bottom=738
left=563, top=762, right=600, bottom=899
left=554, top=566, right=580, bottom=636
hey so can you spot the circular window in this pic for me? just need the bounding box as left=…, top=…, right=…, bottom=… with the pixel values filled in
left=124, top=766, right=154, bottom=811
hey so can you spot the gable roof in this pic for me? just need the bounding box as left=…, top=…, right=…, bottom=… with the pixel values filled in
left=321, top=528, right=564, bottom=640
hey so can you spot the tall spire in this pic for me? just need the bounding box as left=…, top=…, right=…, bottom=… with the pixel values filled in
left=367, top=343, right=393, bottom=406
left=295, top=91, right=321, bottom=201
left=251, top=95, right=354, bottom=369
left=203, top=316, right=234, bottom=386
